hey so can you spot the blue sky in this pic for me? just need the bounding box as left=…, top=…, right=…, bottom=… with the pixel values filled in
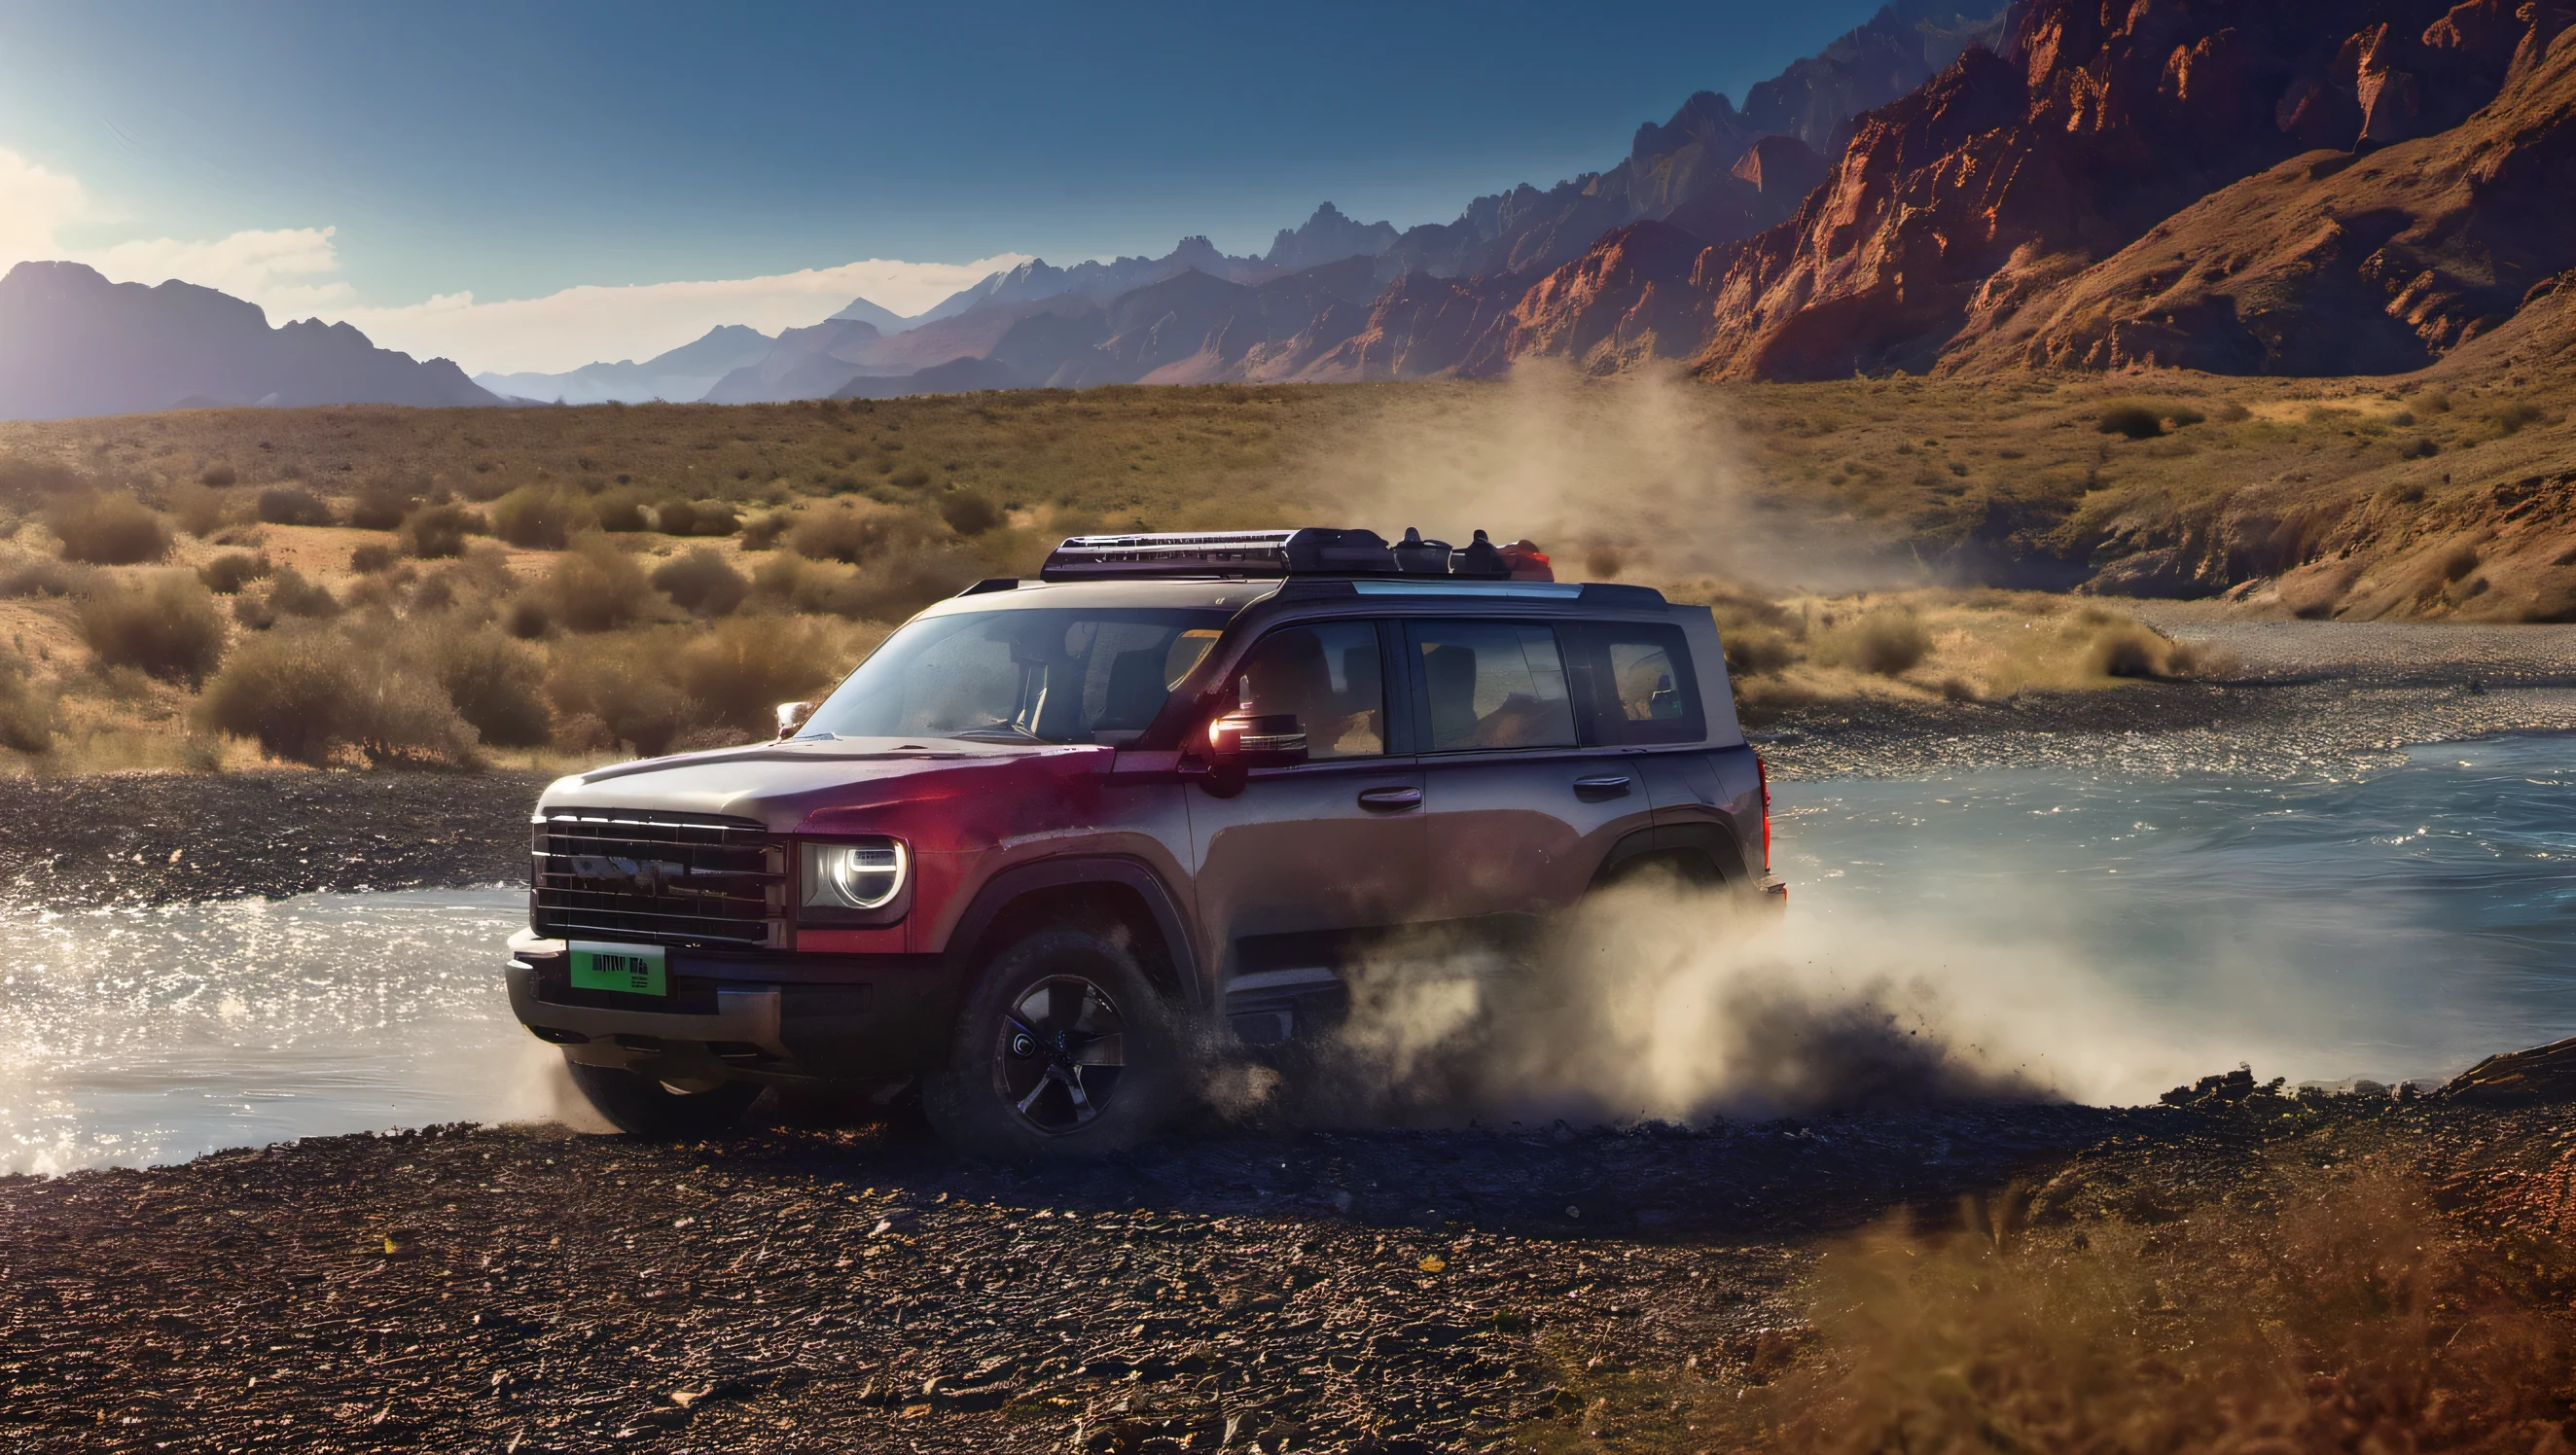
left=0, top=0, right=1890, bottom=372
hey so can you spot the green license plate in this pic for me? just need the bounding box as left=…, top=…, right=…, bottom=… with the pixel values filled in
left=568, top=941, right=666, bottom=996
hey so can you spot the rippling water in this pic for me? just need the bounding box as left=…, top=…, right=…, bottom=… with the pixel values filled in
left=0, top=888, right=543, bottom=1175
left=1774, top=732, right=2576, bottom=1102
left=8, top=736, right=2576, bottom=1172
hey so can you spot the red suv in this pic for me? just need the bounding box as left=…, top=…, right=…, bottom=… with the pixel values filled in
left=504, top=528, right=1779, bottom=1156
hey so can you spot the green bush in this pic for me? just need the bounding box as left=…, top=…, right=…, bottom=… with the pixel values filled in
left=490, top=485, right=591, bottom=550
left=255, top=485, right=333, bottom=526
left=544, top=536, right=659, bottom=631
left=403, top=503, right=485, bottom=558
left=48, top=492, right=171, bottom=564
left=197, top=550, right=273, bottom=594
left=650, top=548, right=749, bottom=617
left=79, top=574, right=227, bottom=684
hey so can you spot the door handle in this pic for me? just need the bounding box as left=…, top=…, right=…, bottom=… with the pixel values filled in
left=1357, top=786, right=1422, bottom=813
left=1572, top=774, right=1632, bottom=798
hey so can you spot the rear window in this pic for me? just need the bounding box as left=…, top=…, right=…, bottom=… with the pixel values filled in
left=1560, top=621, right=1705, bottom=746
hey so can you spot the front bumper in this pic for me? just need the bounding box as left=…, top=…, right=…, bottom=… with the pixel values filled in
left=505, top=929, right=956, bottom=1084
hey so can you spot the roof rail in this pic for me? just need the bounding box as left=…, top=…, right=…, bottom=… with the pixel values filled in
left=1038, top=527, right=1553, bottom=582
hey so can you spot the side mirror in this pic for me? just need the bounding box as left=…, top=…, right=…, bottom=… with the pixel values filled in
left=774, top=700, right=816, bottom=740
left=1206, top=710, right=1306, bottom=766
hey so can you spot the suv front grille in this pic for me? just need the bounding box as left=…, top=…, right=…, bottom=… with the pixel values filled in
left=530, top=811, right=788, bottom=949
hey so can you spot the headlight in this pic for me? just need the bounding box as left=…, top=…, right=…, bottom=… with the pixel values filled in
left=803, top=838, right=907, bottom=912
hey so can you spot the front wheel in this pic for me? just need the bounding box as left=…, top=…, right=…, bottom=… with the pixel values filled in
left=565, top=1060, right=761, bottom=1138
left=923, top=928, right=1182, bottom=1160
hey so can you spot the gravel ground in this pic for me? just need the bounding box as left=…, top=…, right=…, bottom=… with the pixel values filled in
left=2, top=1095, right=2566, bottom=1454
left=0, top=769, right=547, bottom=909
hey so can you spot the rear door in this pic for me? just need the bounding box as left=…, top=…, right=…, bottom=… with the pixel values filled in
left=1185, top=619, right=1426, bottom=997
left=1404, top=618, right=1658, bottom=934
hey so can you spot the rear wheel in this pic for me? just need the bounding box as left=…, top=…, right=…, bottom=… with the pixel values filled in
left=565, top=1060, right=761, bottom=1138
left=923, top=927, right=1181, bottom=1160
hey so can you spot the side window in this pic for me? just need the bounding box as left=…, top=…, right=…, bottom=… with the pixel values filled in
left=1234, top=621, right=1384, bottom=760
left=1408, top=621, right=1576, bottom=752
left=1562, top=621, right=1706, bottom=746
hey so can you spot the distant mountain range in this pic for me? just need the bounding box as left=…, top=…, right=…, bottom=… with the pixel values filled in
left=0, top=262, right=497, bottom=420
left=11, top=0, right=2568, bottom=421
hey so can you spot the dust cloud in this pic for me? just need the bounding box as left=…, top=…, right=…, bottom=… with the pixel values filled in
left=1227, top=865, right=2361, bottom=1129
left=1311, top=363, right=1911, bottom=591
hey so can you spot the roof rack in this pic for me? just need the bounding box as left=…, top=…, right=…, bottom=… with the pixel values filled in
left=1038, top=527, right=1553, bottom=583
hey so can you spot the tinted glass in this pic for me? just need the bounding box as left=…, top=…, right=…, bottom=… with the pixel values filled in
left=1408, top=621, right=1576, bottom=752
left=1235, top=621, right=1384, bottom=759
left=1561, top=621, right=1705, bottom=745
left=801, top=607, right=1230, bottom=744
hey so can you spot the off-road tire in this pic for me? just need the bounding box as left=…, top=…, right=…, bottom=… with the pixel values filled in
left=923, top=927, right=1182, bottom=1160
left=565, top=1060, right=762, bottom=1139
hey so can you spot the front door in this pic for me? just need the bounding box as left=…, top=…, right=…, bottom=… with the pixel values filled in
left=1184, top=620, right=1425, bottom=1025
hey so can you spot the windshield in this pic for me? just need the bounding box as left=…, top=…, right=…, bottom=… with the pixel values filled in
left=799, top=606, right=1229, bottom=745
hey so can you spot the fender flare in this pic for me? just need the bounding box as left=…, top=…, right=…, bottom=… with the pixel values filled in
left=942, top=856, right=1206, bottom=1009
left=1592, top=822, right=1748, bottom=889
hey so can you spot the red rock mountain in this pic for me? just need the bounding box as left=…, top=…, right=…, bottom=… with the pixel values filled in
left=1485, top=0, right=2576, bottom=382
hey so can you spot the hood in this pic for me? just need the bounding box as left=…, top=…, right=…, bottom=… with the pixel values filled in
left=535, top=736, right=1107, bottom=832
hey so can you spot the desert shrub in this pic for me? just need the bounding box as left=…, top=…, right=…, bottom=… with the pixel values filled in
left=2163, top=404, right=2205, bottom=427
left=266, top=566, right=340, bottom=620
left=48, top=492, right=170, bottom=564
left=349, top=479, right=421, bottom=530
left=504, top=596, right=554, bottom=639
left=789, top=502, right=941, bottom=564
left=544, top=536, right=659, bottom=631
left=738, top=512, right=791, bottom=550
left=2487, top=400, right=2547, bottom=435
left=198, top=465, right=237, bottom=488
left=1823, top=611, right=1930, bottom=677
left=201, top=624, right=479, bottom=767
left=1771, top=1161, right=2572, bottom=1455
left=548, top=635, right=697, bottom=757
left=197, top=550, right=273, bottom=594
left=255, top=485, right=333, bottom=526
left=403, top=503, right=485, bottom=558
left=79, top=574, right=227, bottom=684
left=938, top=489, right=1002, bottom=536
left=847, top=550, right=984, bottom=621
left=592, top=489, right=650, bottom=532
left=490, top=485, right=591, bottom=550
left=0, top=556, right=94, bottom=598
left=2095, top=404, right=2164, bottom=440
left=673, top=616, right=848, bottom=735
left=165, top=479, right=230, bottom=537
left=655, top=499, right=701, bottom=536
left=651, top=547, right=749, bottom=617
left=0, top=653, right=53, bottom=754
left=1723, top=624, right=1798, bottom=676
left=350, top=542, right=398, bottom=574
left=427, top=627, right=551, bottom=748
left=2087, top=619, right=2231, bottom=679
left=690, top=500, right=740, bottom=536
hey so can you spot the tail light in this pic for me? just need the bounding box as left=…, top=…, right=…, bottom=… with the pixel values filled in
left=1756, top=753, right=1771, bottom=874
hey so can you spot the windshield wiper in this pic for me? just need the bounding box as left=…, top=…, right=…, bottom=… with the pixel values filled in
left=950, top=720, right=1043, bottom=742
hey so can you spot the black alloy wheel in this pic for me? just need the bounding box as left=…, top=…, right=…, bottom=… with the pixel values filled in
left=998, top=974, right=1129, bottom=1134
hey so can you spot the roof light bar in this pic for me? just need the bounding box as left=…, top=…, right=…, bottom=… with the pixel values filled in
left=1038, top=526, right=1555, bottom=583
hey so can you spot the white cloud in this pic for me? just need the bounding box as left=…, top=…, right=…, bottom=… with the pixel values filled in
left=85, top=227, right=355, bottom=313
left=0, top=142, right=1028, bottom=377
left=327, top=255, right=1033, bottom=375
left=0, top=147, right=87, bottom=267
